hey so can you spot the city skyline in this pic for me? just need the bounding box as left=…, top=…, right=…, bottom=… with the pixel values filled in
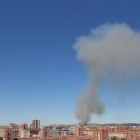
left=0, top=120, right=140, bottom=140
left=0, top=0, right=140, bottom=125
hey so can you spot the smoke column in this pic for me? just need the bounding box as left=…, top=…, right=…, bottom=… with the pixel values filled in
left=73, top=23, right=140, bottom=125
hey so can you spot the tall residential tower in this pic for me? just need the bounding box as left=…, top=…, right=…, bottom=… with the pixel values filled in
left=32, top=120, right=40, bottom=129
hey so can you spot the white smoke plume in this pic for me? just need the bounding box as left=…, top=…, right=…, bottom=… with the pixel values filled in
left=73, top=23, right=140, bottom=125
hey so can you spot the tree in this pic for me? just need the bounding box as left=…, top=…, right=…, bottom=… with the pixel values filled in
left=121, top=138, right=126, bottom=140
left=0, top=137, right=3, bottom=140
left=70, top=133, right=74, bottom=135
left=111, top=136, right=117, bottom=140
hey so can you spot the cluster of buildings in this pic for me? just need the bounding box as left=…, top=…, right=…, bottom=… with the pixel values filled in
left=0, top=120, right=140, bottom=140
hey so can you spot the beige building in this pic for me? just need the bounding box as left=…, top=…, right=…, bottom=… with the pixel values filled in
left=108, top=132, right=127, bottom=139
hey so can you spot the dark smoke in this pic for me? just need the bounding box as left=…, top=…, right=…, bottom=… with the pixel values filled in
left=73, top=23, right=140, bottom=125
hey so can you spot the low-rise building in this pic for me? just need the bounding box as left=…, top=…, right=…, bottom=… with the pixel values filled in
left=20, top=130, right=30, bottom=138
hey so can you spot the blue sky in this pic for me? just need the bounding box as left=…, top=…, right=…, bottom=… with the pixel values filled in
left=0, top=0, right=140, bottom=125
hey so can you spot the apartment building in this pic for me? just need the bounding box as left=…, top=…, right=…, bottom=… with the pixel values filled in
left=20, top=124, right=28, bottom=130
left=32, top=120, right=40, bottom=129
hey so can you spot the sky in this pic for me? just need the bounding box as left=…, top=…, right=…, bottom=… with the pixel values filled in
left=0, top=0, right=140, bottom=125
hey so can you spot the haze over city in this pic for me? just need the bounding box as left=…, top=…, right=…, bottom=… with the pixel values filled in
left=0, top=0, right=140, bottom=127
